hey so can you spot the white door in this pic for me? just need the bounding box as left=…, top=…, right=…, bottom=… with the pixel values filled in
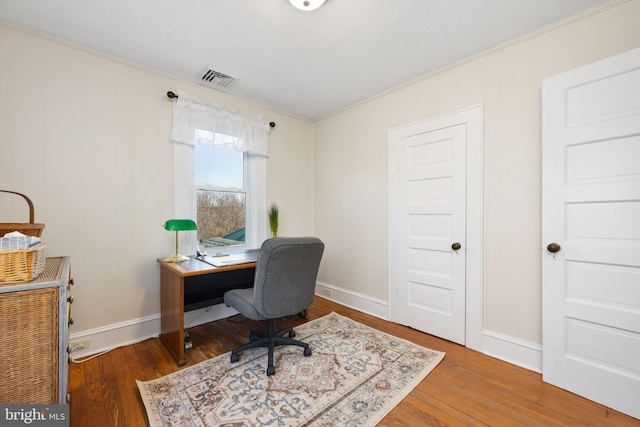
left=542, top=47, right=640, bottom=419
left=389, top=106, right=482, bottom=348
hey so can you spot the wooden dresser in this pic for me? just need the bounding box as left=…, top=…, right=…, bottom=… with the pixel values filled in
left=0, top=257, right=73, bottom=404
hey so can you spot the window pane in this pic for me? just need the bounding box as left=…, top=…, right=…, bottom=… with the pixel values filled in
left=197, top=190, right=245, bottom=247
left=194, top=133, right=247, bottom=249
left=195, top=144, right=243, bottom=188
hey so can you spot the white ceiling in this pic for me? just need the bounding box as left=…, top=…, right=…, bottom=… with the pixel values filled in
left=0, top=0, right=608, bottom=120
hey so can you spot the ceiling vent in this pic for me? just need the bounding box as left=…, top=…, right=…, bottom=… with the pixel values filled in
left=198, top=66, right=236, bottom=88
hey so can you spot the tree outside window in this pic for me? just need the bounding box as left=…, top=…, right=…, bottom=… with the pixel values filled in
left=194, top=142, right=247, bottom=248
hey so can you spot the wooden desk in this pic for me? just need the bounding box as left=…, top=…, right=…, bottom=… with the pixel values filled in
left=158, top=251, right=258, bottom=365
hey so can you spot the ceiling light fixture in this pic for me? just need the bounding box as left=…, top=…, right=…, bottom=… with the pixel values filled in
left=288, top=0, right=326, bottom=11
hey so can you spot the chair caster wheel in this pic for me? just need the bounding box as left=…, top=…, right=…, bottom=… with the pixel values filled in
left=230, top=353, right=239, bottom=363
left=288, top=330, right=296, bottom=338
left=304, top=347, right=312, bottom=357
left=267, top=366, right=276, bottom=376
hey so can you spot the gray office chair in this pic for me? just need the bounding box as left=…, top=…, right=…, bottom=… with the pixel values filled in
left=223, top=236, right=324, bottom=376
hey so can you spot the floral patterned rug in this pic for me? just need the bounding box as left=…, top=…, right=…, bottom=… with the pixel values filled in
left=137, top=312, right=445, bottom=426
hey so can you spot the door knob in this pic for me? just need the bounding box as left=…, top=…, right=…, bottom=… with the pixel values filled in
left=451, top=242, right=461, bottom=251
left=547, top=243, right=561, bottom=253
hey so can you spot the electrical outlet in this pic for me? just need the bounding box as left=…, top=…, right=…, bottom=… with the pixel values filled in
left=69, top=340, right=90, bottom=353
left=323, top=289, right=332, bottom=297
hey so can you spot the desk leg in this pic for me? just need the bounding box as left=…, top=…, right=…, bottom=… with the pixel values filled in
left=159, top=267, right=186, bottom=366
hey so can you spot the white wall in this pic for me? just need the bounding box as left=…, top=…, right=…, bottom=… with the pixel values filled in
left=0, top=22, right=314, bottom=353
left=313, top=1, right=640, bottom=370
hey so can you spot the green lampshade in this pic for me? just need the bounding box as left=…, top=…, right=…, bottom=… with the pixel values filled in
left=164, top=219, right=197, bottom=231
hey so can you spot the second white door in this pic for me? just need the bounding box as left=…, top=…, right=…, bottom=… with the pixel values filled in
left=389, top=121, right=467, bottom=344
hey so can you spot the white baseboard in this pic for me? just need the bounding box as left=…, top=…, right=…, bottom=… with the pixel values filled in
left=315, top=281, right=389, bottom=320
left=481, top=329, right=542, bottom=373
left=70, top=282, right=543, bottom=375
left=71, top=282, right=388, bottom=359
left=68, top=314, right=160, bottom=359
left=184, top=304, right=239, bottom=329
left=316, top=281, right=542, bottom=373
left=68, top=304, right=238, bottom=359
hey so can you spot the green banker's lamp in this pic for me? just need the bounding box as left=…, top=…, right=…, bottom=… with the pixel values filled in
left=163, top=219, right=197, bottom=263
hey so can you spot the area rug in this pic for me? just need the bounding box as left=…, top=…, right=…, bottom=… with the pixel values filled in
left=137, top=312, right=445, bottom=426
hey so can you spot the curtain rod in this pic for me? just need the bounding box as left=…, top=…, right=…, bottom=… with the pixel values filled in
left=167, top=91, right=276, bottom=128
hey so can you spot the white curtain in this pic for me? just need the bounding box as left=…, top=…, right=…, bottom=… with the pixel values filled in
left=171, top=92, right=270, bottom=156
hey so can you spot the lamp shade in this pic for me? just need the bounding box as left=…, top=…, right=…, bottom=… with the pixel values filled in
left=164, top=219, right=197, bottom=231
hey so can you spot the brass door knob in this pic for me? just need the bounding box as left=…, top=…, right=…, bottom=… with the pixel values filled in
left=547, top=243, right=561, bottom=253
left=452, top=242, right=461, bottom=251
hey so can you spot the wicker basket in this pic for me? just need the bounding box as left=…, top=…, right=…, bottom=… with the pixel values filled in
left=0, top=190, right=45, bottom=237
left=0, top=244, right=47, bottom=284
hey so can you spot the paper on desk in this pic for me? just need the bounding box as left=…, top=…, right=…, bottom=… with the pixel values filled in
left=209, top=254, right=251, bottom=267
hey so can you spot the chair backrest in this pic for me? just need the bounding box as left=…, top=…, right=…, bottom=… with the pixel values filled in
left=253, top=237, right=324, bottom=318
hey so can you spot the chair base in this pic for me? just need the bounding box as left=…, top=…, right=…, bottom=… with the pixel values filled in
left=230, top=318, right=311, bottom=376
left=279, top=309, right=308, bottom=322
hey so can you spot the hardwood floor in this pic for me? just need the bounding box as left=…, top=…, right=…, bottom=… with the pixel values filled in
left=69, top=297, right=639, bottom=426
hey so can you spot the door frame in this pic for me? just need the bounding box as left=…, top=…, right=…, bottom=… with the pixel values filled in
left=388, top=104, right=484, bottom=351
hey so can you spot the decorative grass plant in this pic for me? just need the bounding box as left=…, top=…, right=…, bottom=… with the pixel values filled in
left=268, top=203, right=279, bottom=237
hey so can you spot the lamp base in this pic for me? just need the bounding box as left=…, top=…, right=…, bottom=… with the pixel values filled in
left=164, top=253, right=189, bottom=263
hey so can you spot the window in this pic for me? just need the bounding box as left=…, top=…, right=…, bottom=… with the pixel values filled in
left=194, top=142, right=247, bottom=249
left=170, top=92, right=270, bottom=253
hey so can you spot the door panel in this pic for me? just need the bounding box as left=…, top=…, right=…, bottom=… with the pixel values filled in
left=542, top=47, right=640, bottom=419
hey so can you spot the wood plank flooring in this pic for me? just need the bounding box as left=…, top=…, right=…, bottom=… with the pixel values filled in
left=68, top=297, right=640, bottom=426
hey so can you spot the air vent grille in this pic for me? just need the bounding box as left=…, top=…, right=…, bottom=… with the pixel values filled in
left=198, top=66, right=236, bottom=88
